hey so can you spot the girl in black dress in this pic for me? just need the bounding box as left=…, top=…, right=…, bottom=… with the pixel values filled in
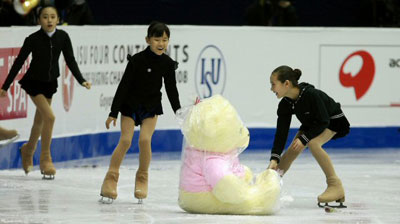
left=100, top=21, right=181, bottom=203
left=267, top=65, right=350, bottom=207
left=0, top=5, right=91, bottom=179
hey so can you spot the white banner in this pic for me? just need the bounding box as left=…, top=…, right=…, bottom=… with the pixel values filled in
left=1, top=26, right=399, bottom=141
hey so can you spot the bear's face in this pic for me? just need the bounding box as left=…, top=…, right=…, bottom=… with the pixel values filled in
left=182, top=95, right=249, bottom=153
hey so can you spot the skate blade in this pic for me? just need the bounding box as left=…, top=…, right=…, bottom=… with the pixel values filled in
left=318, top=202, right=347, bottom=208
left=41, top=174, right=55, bottom=180
left=99, top=196, right=114, bottom=204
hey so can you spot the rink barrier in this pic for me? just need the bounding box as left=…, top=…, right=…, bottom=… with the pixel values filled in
left=0, top=126, right=399, bottom=169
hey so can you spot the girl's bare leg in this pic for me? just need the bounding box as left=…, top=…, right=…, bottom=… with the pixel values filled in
left=100, top=115, right=135, bottom=200
left=135, top=116, right=157, bottom=200
left=20, top=109, right=44, bottom=174
left=307, top=129, right=345, bottom=205
left=277, top=131, right=305, bottom=175
left=30, top=95, right=55, bottom=178
left=22, top=95, right=55, bottom=177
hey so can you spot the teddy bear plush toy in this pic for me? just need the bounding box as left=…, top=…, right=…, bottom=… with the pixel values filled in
left=177, top=94, right=281, bottom=215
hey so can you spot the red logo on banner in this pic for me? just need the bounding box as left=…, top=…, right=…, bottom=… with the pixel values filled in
left=61, top=61, right=74, bottom=112
left=339, top=50, right=375, bottom=100
left=0, top=48, right=29, bottom=120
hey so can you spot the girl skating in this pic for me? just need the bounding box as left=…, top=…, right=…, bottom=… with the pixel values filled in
left=267, top=65, right=350, bottom=208
left=100, top=21, right=181, bottom=203
left=0, top=5, right=91, bottom=179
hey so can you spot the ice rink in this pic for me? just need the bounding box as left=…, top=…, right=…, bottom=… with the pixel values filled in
left=1, top=148, right=399, bottom=224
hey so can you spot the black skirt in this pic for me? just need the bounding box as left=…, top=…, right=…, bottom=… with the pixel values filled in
left=329, top=115, right=350, bottom=140
left=120, top=103, right=163, bottom=126
left=19, top=78, right=58, bottom=99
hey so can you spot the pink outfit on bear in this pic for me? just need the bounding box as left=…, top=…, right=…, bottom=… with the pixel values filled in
left=180, top=146, right=246, bottom=192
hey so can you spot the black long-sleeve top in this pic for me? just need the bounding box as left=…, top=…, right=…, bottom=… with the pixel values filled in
left=109, top=46, right=181, bottom=118
left=1, top=28, right=86, bottom=91
left=270, top=83, right=343, bottom=162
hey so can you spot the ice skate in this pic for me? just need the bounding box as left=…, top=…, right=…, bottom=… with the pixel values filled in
left=134, top=170, right=148, bottom=204
left=20, top=143, right=35, bottom=175
left=0, top=128, right=19, bottom=148
left=99, top=171, right=119, bottom=204
left=317, top=177, right=346, bottom=208
left=40, top=154, right=56, bottom=180
left=309, top=140, right=346, bottom=209
left=0, top=127, right=18, bottom=141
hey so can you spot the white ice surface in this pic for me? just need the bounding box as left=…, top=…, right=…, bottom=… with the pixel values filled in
left=1, top=149, right=400, bottom=224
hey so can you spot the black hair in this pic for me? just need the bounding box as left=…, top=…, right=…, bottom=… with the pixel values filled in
left=37, top=4, right=59, bottom=18
left=271, top=65, right=302, bottom=87
left=147, top=21, right=170, bottom=38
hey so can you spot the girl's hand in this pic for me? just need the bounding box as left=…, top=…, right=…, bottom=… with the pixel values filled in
left=105, top=116, right=117, bottom=129
left=82, top=82, right=91, bottom=89
left=0, top=89, right=6, bottom=97
left=292, top=138, right=305, bottom=151
left=268, top=160, right=278, bottom=170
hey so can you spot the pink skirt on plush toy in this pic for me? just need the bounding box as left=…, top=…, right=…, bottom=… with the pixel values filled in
left=180, top=146, right=246, bottom=193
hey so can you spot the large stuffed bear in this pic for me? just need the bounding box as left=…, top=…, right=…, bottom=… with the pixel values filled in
left=177, top=94, right=281, bottom=215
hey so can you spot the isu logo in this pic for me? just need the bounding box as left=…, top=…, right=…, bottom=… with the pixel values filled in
left=61, top=61, right=74, bottom=112
left=194, top=45, right=226, bottom=99
left=339, top=50, right=375, bottom=100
